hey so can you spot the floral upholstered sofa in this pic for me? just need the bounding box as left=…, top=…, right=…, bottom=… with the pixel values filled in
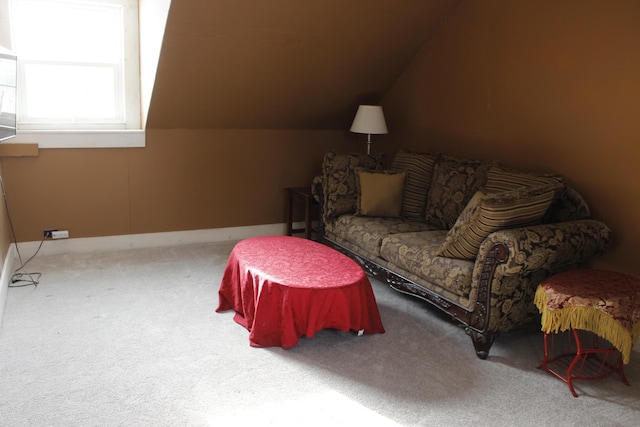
left=312, top=150, right=612, bottom=359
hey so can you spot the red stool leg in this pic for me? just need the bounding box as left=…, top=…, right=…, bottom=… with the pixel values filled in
left=539, top=329, right=631, bottom=397
left=565, top=329, right=584, bottom=397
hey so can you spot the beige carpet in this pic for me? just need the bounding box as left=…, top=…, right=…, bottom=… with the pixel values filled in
left=1, top=240, right=639, bottom=426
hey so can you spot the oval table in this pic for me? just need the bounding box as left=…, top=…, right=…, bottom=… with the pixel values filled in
left=216, top=236, right=385, bottom=348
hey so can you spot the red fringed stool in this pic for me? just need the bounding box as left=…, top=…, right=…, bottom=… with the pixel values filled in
left=535, top=269, right=640, bottom=397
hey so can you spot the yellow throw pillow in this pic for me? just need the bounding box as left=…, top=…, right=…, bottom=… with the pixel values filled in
left=357, top=170, right=406, bottom=217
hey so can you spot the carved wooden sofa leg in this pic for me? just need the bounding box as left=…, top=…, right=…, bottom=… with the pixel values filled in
left=466, top=328, right=497, bottom=360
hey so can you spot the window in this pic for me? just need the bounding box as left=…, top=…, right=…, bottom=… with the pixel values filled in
left=9, top=0, right=143, bottom=147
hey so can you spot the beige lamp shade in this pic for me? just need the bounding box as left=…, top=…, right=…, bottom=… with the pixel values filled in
left=350, top=105, right=388, bottom=154
left=350, top=105, right=388, bottom=135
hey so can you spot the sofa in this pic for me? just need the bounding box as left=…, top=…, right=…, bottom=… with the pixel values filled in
left=312, top=150, right=612, bottom=359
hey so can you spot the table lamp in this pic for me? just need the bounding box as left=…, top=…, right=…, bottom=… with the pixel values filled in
left=349, top=105, right=388, bottom=154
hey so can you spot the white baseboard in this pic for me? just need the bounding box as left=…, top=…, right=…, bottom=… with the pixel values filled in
left=14, top=223, right=290, bottom=257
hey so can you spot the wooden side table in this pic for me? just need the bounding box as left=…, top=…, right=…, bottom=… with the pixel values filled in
left=535, top=269, right=640, bottom=397
left=285, top=187, right=318, bottom=240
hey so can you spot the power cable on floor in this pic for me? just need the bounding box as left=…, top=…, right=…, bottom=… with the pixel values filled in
left=0, top=175, right=43, bottom=288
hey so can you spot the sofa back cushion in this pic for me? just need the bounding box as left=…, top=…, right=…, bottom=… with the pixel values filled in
left=390, top=150, right=438, bottom=219
left=356, top=170, right=406, bottom=217
left=437, top=184, right=561, bottom=260
left=425, top=155, right=491, bottom=229
left=321, top=151, right=386, bottom=221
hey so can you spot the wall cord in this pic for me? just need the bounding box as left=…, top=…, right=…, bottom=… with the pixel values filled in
left=0, top=175, right=42, bottom=288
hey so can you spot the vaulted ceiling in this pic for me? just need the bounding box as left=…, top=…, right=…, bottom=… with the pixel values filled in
left=146, top=0, right=460, bottom=130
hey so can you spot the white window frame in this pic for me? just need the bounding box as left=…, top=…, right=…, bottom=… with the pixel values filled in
left=8, top=0, right=144, bottom=148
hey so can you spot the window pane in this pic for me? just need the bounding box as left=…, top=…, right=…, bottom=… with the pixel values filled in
left=10, top=0, right=141, bottom=132
left=23, top=63, right=118, bottom=120
left=13, top=0, right=123, bottom=63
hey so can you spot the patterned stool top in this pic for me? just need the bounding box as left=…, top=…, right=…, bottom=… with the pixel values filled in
left=535, top=269, right=640, bottom=364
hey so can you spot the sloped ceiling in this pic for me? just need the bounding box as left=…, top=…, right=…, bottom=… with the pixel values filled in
left=146, top=0, right=459, bottom=130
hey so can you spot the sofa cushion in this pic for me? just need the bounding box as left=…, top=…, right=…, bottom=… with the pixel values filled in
left=390, top=150, right=438, bottom=219
left=356, top=170, right=406, bottom=217
left=321, top=151, right=386, bottom=221
left=484, top=164, right=565, bottom=193
left=437, top=185, right=560, bottom=260
left=380, top=230, right=475, bottom=299
left=425, top=155, right=491, bottom=229
left=327, top=215, right=434, bottom=257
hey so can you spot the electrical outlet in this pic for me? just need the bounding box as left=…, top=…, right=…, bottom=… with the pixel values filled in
left=51, top=230, right=69, bottom=239
left=43, top=229, right=57, bottom=239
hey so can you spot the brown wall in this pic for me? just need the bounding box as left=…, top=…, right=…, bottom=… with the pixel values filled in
left=2, top=0, right=639, bottom=281
left=0, top=129, right=358, bottom=242
left=383, top=0, right=640, bottom=276
left=147, top=0, right=457, bottom=130
left=0, top=0, right=457, bottom=249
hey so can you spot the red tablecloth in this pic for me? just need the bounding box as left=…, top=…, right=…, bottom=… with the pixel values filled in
left=216, top=236, right=385, bottom=348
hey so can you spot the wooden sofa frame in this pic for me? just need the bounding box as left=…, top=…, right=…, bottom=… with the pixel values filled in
left=320, top=235, right=509, bottom=359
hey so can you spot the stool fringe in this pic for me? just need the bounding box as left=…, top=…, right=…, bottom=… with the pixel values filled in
left=535, top=287, right=639, bottom=364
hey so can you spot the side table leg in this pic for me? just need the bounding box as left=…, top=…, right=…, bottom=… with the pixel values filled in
left=305, top=197, right=312, bottom=240
left=286, top=192, right=294, bottom=236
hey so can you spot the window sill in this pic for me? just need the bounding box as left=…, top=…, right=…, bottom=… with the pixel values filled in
left=12, top=130, right=145, bottom=149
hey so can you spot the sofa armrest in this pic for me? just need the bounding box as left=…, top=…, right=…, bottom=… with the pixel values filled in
left=477, top=219, right=612, bottom=276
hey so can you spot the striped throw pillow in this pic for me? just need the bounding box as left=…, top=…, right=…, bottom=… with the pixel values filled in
left=390, top=150, right=437, bottom=218
left=485, top=164, right=565, bottom=193
left=437, top=184, right=560, bottom=260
